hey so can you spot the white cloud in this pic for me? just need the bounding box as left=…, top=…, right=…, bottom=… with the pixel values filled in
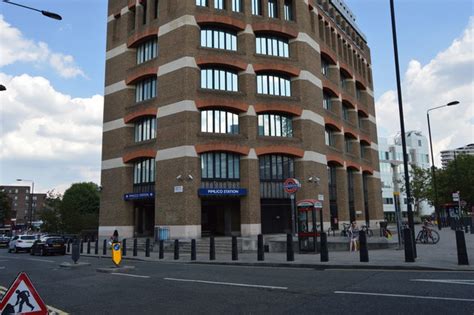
left=0, top=73, right=103, bottom=192
left=0, top=15, right=85, bottom=78
left=376, top=17, right=474, bottom=166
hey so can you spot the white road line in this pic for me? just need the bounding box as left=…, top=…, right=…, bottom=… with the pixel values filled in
left=111, top=273, right=150, bottom=279
left=164, top=278, right=288, bottom=290
left=1, top=256, right=55, bottom=263
left=0, top=267, right=4, bottom=269
left=334, top=291, right=474, bottom=302
left=411, top=279, right=474, bottom=286
left=326, top=269, right=474, bottom=273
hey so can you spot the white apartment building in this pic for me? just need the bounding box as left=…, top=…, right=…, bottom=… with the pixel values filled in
left=378, top=131, right=432, bottom=222
left=440, top=144, right=474, bottom=168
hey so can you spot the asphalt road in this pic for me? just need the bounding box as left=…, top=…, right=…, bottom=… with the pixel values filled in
left=0, top=249, right=473, bottom=314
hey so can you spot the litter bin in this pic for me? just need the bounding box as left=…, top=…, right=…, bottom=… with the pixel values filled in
left=155, top=227, right=170, bottom=242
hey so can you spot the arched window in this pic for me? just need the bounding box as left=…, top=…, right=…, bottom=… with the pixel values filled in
left=133, top=158, right=155, bottom=185
left=134, top=116, right=157, bottom=142
left=137, top=38, right=157, bottom=64
left=201, top=109, right=239, bottom=134
left=136, top=77, right=157, bottom=102
left=257, top=74, right=291, bottom=96
left=201, top=28, right=237, bottom=51
left=201, top=152, right=240, bottom=180
left=201, top=68, right=238, bottom=92
left=258, top=113, right=293, bottom=137
left=325, top=126, right=336, bottom=147
left=323, top=92, right=332, bottom=110
left=255, top=35, right=289, bottom=58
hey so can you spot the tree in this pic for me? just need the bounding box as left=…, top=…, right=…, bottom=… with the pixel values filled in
left=0, top=191, right=12, bottom=226
left=60, top=182, right=100, bottom=234
left=405, top=165, right=433, bottom=217
left=39, top=190, right=62, bottom=233
left=436, top=155, right=474, bottom=214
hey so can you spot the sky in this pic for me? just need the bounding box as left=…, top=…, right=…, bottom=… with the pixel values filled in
left=0, top=0, right=473, bottom=194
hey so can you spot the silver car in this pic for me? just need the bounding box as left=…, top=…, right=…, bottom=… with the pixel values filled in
left=8, top=235, right=37, bottom=253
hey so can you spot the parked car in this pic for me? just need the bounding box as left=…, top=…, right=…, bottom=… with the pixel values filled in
left=0, top=236, right=10, bottom=248
left=8, top=235, right=37, bottom=253
left=30, top=237, right=66, bottom=256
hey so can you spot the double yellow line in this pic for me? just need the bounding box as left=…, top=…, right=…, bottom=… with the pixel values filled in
left=0, top=285, right=69, bottom=315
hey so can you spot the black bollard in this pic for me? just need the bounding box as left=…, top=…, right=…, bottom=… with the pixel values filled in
left=191, top=239, right=196, bottom=261
left=286, top=234, right=294, bottom=262
left=471, top=220, right=474, bottom=235
left=145, top=238, right=150, bottom=257
left=159, top=240, right=164, bottom=259
left=71, top=239, right=80, bottom=264
left=80, top=240, right=84, bottom=254
left=174, top=239, right=180, bottom=260
left=456, top=230, right=469, bottom=265
left=67, top=240, right=71, bottom=253
left=232, top=236, right=238, bottom=261
left=359, top=230, right=369, bottom=262
left=133, top=238, right=138, bottom=257
left=103, top=239, right=107, bottom=255
left=210, top=236, right=215, bottom=261
left=122, top=239, right=127, bottom=256
left=257, top=234, right=264, bottom=261
left=403, top=228, right=415, bottom=262
left=87, top=240, right=91, bottom=254
left=320, top=232, right=328, bottom=262
left=465, top=224, right=469, bottom=234
left=95, top=239, right=98, bottom=255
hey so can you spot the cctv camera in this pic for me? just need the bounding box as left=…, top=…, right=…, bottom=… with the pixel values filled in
left=188, top=174, right=194, bottom=180
left=176, top=175, right=182, bottom=180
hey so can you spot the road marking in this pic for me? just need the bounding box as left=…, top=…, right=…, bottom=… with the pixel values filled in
left=164, top=277, right=288, bottom=290
left=0, top=267, right=4, bottom=270
left=411, top=279, right=474, bottom=286
left=1, top=256, right=55, bottom=263
left=326, top=269, right=474, bottom=273
left=111, top=273, right=150, bottom=279
left=334, top=291, right=474, bottom=302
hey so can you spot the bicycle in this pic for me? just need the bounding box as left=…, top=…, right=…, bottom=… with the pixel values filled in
left=416, top=225, right=440, bottom=244
left=360, top=225, right=373, bottom=237
left=340, top=223, right=351, bottom=237
left=381, top=226, right=392, bottom=239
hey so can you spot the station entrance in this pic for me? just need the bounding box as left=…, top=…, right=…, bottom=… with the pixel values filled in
left=133, top=200, right=154, bottom=237
left=201, top=199, right=240, bottom=236
left=261, top=199, right=292, bottom=234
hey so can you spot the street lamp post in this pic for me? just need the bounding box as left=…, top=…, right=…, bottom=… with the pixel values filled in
left=390, top=0, right=416, bottom=257
left=2, top=0, right=62, bottom=20
left=17, top=179, right=34, bottom=229
left=427, top=101, right=460, bottom=230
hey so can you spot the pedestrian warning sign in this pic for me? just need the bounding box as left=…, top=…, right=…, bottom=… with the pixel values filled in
left=0, top=272, right=48, bottom=315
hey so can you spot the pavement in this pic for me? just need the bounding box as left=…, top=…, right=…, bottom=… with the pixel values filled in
left=75, top=227, right=474, bottom=271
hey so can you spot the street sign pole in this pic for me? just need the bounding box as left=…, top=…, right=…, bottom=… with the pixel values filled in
left=290, top=194, right=296, bottom=235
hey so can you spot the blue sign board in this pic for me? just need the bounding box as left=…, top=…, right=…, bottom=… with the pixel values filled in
left=198, top=188, right=247, bottom=196
left=123, top=192, right=155, bottom=201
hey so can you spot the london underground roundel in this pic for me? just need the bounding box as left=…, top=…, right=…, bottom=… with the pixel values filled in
left=283, top=178, right=301, bottom=194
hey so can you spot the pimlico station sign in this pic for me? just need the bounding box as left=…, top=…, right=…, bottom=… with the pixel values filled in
left=198, top=188, right=247, bottom=196
left=123, top=192, right=155, bottom=201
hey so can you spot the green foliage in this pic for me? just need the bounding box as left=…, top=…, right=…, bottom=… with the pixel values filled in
left=436, top=155, right=474, bottom=213
left=60, top=182, right=100, bottom=234
left=406, top=165, right=432, bottom=216
left=39, top=190, right=62, bottom=233
left=0, top=191, right=12, bottom=225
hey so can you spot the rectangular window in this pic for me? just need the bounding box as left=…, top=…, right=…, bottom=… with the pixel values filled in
left=256, top=36, right=289, bottom=58
left=284, top=0, right=293, bottom=20
left=196, top=0, right=207, bottom=6
left=232, top=0, right=241, bottom=12
left=201, top=153, right=240, bottom=180
left=323, top=93, right=332, bottom=110
left=258, top=114, right=293, bottom=137
left=214, top=0, right=224, bottom=9
left=251, top=0, right=261, bottom=15
left=268, top=0, right=278, bottom=18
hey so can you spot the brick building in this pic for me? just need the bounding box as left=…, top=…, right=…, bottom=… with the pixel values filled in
left=0, top=185, right=47, bottom=228
left=99, top=0, right=383, bottom=239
